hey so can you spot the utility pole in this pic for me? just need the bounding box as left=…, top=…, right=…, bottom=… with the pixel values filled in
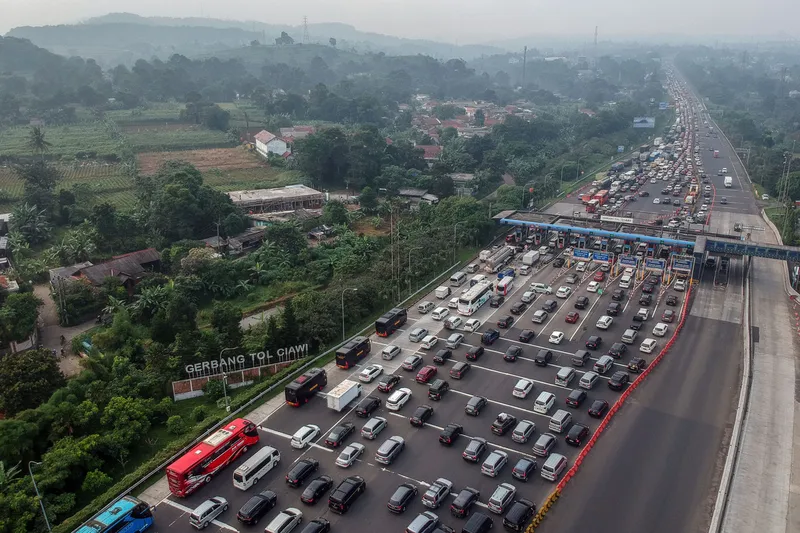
left=521, top=46, right=527, bottom=88
left=303, top=16, right=310, bottom=44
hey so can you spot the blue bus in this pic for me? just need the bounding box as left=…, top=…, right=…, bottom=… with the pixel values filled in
left=76, top=496, right=154, bottom=533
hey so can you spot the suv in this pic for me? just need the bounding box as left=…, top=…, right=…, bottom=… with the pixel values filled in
left=375, top=436, right=405, bottom=465
left=285, top=458, right=319, bottom=487
left=451, top=487, right=480, bottom=518
left=462, top=437, right=487, bottom=462
left=423, top=478, right=454, bottom=509
left=355, top=396, right=381, bottom=417
left=439, top=423, right=464, bottom=446
left=482, top=329, right=501, bottom=345
left=466, top=346, right=485, bottom=361
left=510, top=302, right=528, bottom=315
left=491, top=413, right=517, bottom=436
left=190, top=497, right=229, bottom=529
left=450, top=361, right=471, bottom=379
left=237, top=490, right=277, bottom=525
left=328, top=475, right=366, bottom=514
left=503, top=499, right=535, bottom=531
left=534, top=349, right=553, bottom=366
left=465, top=396, right=488, bottom=416
left=574, top=296, right=589, bottom=309
left=428, top=379, right=450, bottom=401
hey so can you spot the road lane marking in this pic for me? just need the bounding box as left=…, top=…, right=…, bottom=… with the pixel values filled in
left=160, top=499, right=240, bottom=532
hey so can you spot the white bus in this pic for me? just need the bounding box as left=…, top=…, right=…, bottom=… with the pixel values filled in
left=496, top=277, right=514, bottom=296
left=232, top=446, right=280, bottom=490
left=458, top=280, right=493, bottom=316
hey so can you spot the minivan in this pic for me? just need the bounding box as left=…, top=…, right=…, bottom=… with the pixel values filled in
left=541, top=454, right=568, bottom=481
left=571, top=349, right=590, bottom=367
left=621, top=329, right=638, bottom=345
left=431, top=307, right=449, bottom=321
left=502, top=499, right=535, bottom=531
left=579, top=371, right=599, bottom=390
left=417, top=301, right=435, bottom=314
left=465, top=263, right=479, bottom=274
left=548, top=410, right=572, bottom=434
left=450, top=271, right=467, bottom=286
left=233, top=446, right=280, bottom=490
left=533, top=391, right=556, bottom=414
left=593, top=355, right=615, bottom=375
left=190, top=497, right=229, bottom=529
left=409, top=327, right=428, bottom=342
left=461, top=512, right=494, bottom=533
left=555, top=367, right=576, bottom=387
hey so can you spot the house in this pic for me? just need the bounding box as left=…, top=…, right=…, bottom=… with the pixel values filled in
left=579, top=108, right=597, bottom=118
left=450, top=173, right=477, bottom=196
left=49, top=249, right=161, bottom=293
left=420, top=145, right=443, bottom=167
left=254, top=130, right=290, bottom=159
left=227, top=227, right=267, bottom=255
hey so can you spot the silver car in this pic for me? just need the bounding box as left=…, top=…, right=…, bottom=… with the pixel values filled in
left=189, top=497, right=228, bottom=529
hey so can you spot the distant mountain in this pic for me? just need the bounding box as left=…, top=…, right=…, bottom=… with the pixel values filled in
left=6, top=13, right=508, bottom=68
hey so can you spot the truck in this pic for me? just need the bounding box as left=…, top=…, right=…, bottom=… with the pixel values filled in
left=479, top=250, right=492, bottom=262
left=639, top=144, right=650, bottom=153
left=724, top=176, right=733, bottom=188
left=592, top=190, right=609, bottom=206
left=522, top=251, right=540, bottom=266
left=714, top=150, right=719, bottom=158
left=326, top=380, right=362, bottom=412
left=484, top=246, right=514, bottom=273
left=639, top=152, right=649, bottom=162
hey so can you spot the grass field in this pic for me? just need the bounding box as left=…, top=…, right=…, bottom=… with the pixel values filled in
left=0, top=123, right=120, bottom=158
left=104, top=104, right=184, bottom=125
left=125, top=125, right=233, bottom=152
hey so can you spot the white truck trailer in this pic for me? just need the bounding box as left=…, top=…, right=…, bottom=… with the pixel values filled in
left=326, top=380, right=362, bottom=412
left=724, top=176, right=733, bottom=188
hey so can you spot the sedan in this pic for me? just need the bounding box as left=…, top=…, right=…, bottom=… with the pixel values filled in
left=497, top=315, right=515, bottom=329
left=387, top=388, right=412, bottom=411
left=402, top=354, right=423, bottom=371
left=574, top=296, right=589, bottom=309
left=608, top=371, right=630, bottom=391
left=593, top=271, right=606, bottom=282
left=387, top=483, right=418, bottom=514
left=666, top=295, right=679, bottom=306
left=588, top=399, right=610, bottom=418
left=324, top=423, right=355, bottom=448
left=510, top=302, right=528, bottom=315
left=512, top=378, right=534, bottom=399
left=416, top=365, right=437, bottom=384
left=285, top=458, right=319, bottom=487
left=301, top=476, right=333, bottom=504
left=566, top=389, right=587, bottom=407
left=519, top=329, right=535, bottom=343
left=548, top=331, right=565, bottom=345
left=586, top=281, right=600, bottom=293
left=642, top=283, right=654, bottom=294
left=504, top=345, right=523, bottom=362
left=565, top=311, right=580, bottom=324
left=556, top=286, right=572, bottom=299
left=355, top=396, right=381, bottom=418
left=511, top=420, right=536, bottom=444
left=264, top=508, right=302, bottom=533
left=462, top=437, right=487, bottom=462
left=291, top=424, right=321, bottom=449
left=377, top=374, right=401, bottom=393
left=335, top=442, right=366, bottom=468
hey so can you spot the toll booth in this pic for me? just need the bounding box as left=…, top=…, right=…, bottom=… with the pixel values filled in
left=646, top=245, right=655, bottom=258
left=558, top=234, right=566, bottom=248
left=578, top=236, right=587, bottom=249
left=623, top=242, right=632, bottom=254
left=600, top=239, right=609, bottom=251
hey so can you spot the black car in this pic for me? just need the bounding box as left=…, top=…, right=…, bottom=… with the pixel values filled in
left=377, top=374, right=401, bottom=393
left=439, top=423, right=464, bottom=445
left=565, top=424, right=591, bottom=447
left=510, top=302, right=528, bottom=315
left=302, top=518, right=331, bottom=533
left=608, top=371, right=630, bottom=391
left=534, top=349, right=553, bottom=366
left=511, top=458, right=538, bottom=482
left=503, top=499, right=535, bottom=531
left=324, top=422, right=355, bottom=447
left=642, top=283, right=654, bottom=294
left=628, top=357, right=647, bottom=373
left=504, top=346, right=523, bottom=362
left=410, top=404, right=434, bottom=427
left=482, top=329, right=501, bottom=345
left=433, top=349, right=453, bottom=365
left=639, top=294, right=652, bottom=306
left=585, top=336, right=602, bottom=350
left=608, top=342, right=627, bottom=359
left=606, top=302, right=621, bottom=316
left=462, top=437, right=487, bottom=462
left=566, top=389, right=587, bottom=407
left=451, top=487, right=480, bottom=518
left=574, top=296, right=590, bottom=309
left=466, top=345, right=485, bottom=361
left=497, top=315, right=515, bottom=329
left=286, top=458, right=319, bottom=487
left=519, top=329, right=535, bottom=343
left=301, top=475, right=334, bottom=504
left=491, top=413, right=517, bottom=436
left=611, top=289, right=625, bottom=301
left=553, top=257, right=566, bottom=268
left=449, top=361, right=471, bottom=379
left=328, top=475, right=366, bottom=514
left=588, top=400, right=609, bottom=418
left=355, top=396, right=381, bottom=418
left=490, top=295, right=505, bottom=308
left=237, top=490, right=278, bottom=525
left=387, top=483, right=418, bottom=514
left=465, top=396, right=488, bottom=416
left=542, top=299, right=558, bottom=312
left=666, top=295, right=679, bottom=306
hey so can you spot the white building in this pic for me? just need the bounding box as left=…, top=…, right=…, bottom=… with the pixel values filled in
left=254, top=130, right=290, bottom=158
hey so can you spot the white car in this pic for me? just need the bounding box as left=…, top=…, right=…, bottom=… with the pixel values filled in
left=586, top=281, right=600, bottom=293
left=548, top=331, right=565, bottom=345
left=448, top=297, right=460, bottom=309
left=464, top=319, right=482, bottom=333
left=264, top=508, right=303, bottom=533
left=512, top=378, right=534, bottom=399
left=556, top=286, right=572, bottom=299
left=640, top=338, right=658, bottom=354
left=335, top=442, right=366, bottom=468
left=420, top=335, right=439, bottom=350
left=431, top=307, right=449, bottom=321
left=521, top=291, right=536, bottom=303
left=445, top=316, right=464, bottom=330
left=596, top=315, right=613, bottom=330
left=381, top=345, right=401, bottom=360
left=762, top=194, right=770, bottom=200
left=575, top=262, right=587, bottom=272
left=650, top=178, right=657, bottom=184
left=359, top=364, right=384, bottom=383
left=386, top=388, right=412, bottom=411
left=674, top=279, right=686, bottom=291
left=290, top=424, right=321, bottom=449
left=653, top=198, right=661, bottom=204
left=652, top=323, right=669, bottom=337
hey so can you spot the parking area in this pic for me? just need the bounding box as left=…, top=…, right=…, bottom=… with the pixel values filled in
left=151, top=246, right=689, bottom=533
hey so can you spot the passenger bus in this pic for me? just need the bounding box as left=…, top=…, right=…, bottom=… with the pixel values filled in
left=76, top=496, right=154, bottom=533
left=166, top=418, right=259, bottom=497
left=458, top=280, right=494, bottom=316
left=335, top=336, right=371, bottom=369
left=375, top=307, right=407, bottom=337
left=284, top=367, right=327, bottom=406
left=496, top=277, right=514, bottom=296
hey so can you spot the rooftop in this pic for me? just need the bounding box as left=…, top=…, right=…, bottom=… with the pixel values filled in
left=228, top=184, right=323, bottom=203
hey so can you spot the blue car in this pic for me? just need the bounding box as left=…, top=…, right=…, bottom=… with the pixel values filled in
left=497, top=268, right=516, bottom=280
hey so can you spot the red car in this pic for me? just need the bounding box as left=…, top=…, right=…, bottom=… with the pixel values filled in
left=593, top=271, right=605, bottom=282
left=565, top=311, right=580, bottom=324
left=415, top=365, right=437, bottom=384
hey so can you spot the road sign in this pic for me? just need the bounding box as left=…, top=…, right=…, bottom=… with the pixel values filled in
left=671, top=256, right=693, bottom=273
left=644, top=258, right=666, bottom=272
left=617, top=145, right=625, bottom=153
left=600, top=215, right=634, bottom=224
left=659, top=102, right=668, bottom=110
left=592, top=252, right=610, bottom=263
left=572, top=249, right=591, bottom=260
left=619, top=255, right=639, bottom=268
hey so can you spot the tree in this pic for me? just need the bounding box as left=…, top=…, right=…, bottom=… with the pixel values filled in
left=210, top=302, right=242, bottom=347
left=275, top=31, right=295, bottom=46
left=0, top=461, right=21, bottom=488
left=26, top=126, right=51, bottom=160
left=0, top=292, right=42, bottom=346
left=322, top=200, right=349, bottom=226
left=474, top=109, right=485, bottom=127
left=203, top=104, right=230, bottom=131
left=281, top=299, right=300, bottom=346
left=100, top=397, right=153, bottom=448
left=264, top=222, right=307, bottom=258
left=329, top=37, right=337, bottom=48
left=14, top=162, right=62, bottom=215
left=81, top=469, right=112, bottom=494
left=359, top=186, right=379, bottom=212
left=0, top=348, right=65, bottom=416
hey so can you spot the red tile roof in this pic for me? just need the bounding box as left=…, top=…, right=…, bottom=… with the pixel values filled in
left=421, top=145, right=443, bottom=159
left=441, top=120, right=464, bottom=129
left=254, top=130, right=276, bottom=144
left=579, top=108, right=597, bottom=117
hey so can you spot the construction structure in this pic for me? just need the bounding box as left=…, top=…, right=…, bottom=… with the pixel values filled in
left=228, top=185, right=324, bottom=214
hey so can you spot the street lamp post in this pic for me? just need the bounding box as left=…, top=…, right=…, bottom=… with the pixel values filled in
left=575, top=156, right=583, bottom=181
left=218, top=347, right=237, bottom=412
left=28, top=461, right=51, bottom=532
left=341, top=288, right=358, bottom=342
left=560, top=163, right=569, bottom=191
left=408, top=246, right=423, bottom=291
left=454, top=222, right=466, bottom=264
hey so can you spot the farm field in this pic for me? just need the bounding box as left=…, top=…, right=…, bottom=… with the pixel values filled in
left=0, top=123, right=120, bottom=158
left=125, top=125, right=233, bottom=152
left=104, top=104, right=184, bottom=125
left=136, top=147, right=265, bottom=174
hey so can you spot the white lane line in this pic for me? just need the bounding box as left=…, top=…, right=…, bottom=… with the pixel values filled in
left=445, top=358, right=575, bottom=390
left=258, top=427, right=333, bottom=453
left=379, top=466, right=432, bottom=487
left=450, top=389, right=546, bottom=417
left=160, top=499, right=240, bottom=532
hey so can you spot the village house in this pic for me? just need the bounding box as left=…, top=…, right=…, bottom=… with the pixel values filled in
left=254, top=130, right=291, bottom=159
left=49, top=248, right=161, bottom=294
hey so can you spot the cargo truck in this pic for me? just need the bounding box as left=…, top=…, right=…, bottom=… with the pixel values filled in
left=724, top=176, right=732, bottom=188
left=326, top=380, right=362, bottom=411
left=714, top=150, right=719, bottom=158
left=522, top=251, right=540, bottom=266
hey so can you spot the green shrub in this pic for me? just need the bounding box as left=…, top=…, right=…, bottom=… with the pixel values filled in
left=166, top=415, right=187, bottom=435
left=191, top=405, right=207, bottom=423
left=203, top=379, right=225, bottom=401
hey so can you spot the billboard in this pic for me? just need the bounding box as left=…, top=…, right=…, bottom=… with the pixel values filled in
left=633, top=117, right=656, bottom=129
left=659, top=102, right=668, bottom=110
left=592, top=251, right=610, bottom=263
left=572, top=249, right=592, bottom=260
left=672, top=256, right=693, bottom=272
left=617, top=145, right=625, bottom=153
left=644, top=258, right=666, bottom=272
left=600, top=215, right=634, bottom=224
left=619, top=255, right=639, bottom=268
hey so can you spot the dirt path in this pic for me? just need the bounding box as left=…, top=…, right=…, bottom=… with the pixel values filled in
left=33, top=284, right=94, bottom=377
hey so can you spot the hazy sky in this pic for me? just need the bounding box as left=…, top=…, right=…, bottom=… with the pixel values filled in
left=3, top=0, right=799, bottom=43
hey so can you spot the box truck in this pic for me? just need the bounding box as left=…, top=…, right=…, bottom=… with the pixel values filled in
left=724, top=176, right=732, bottom=188
left=326, top=380, right=362, bottom=412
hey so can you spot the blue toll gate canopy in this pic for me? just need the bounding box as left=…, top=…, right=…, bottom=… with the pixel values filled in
left=500, top=218, right=696, bottom=248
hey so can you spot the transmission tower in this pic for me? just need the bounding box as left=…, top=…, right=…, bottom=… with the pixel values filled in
left=303, top=16, right=310, bottom=44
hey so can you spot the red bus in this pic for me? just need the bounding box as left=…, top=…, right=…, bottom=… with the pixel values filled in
left=166, top=418, right=259, bottom=497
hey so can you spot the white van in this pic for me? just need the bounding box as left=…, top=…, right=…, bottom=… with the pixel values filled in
left=541, top=454, right=568, bottom=481
left=435, top=286, right=451, bottom=299
left=450, top=272, right=467, bottom=286
left=555, top=367, right=576, bottom=387
left=418, top=301, right=435, bottom=314
left=470, top=274, right=488, bottom=287
left=530, top=282, right=553, bottom=294
left=619, top=275, right=632, bottom=288
left=233, top=446, right=280, bottom=490
left=548, top=410, right=572, bottom=434
left=534, top=391, right=556, bottom=414
left=465, top=263, right=479, bottom=274
left=431, top=307, right=449, bottom=321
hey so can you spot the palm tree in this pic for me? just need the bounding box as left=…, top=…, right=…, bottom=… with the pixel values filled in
left=102, top=296, right=128, bottom=317
left=248, top=262, right=268, bottom=284
left=132, top=285, right=170, bottom=318
left=27, top=126, right=52, bottom=160
left=0, top=461, right=21, bottom=488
